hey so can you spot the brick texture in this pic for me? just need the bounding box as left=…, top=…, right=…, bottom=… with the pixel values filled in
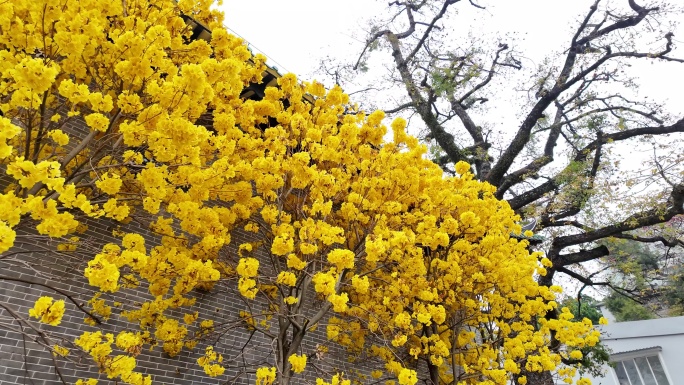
left=0, top=206, right=371, bottom=385
left=0, top=105, right=373, bottom=385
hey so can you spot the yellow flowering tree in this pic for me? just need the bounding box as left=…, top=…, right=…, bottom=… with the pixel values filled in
left=0, top=1, right=600, bottom=385
left=322, top=1, right=684, bottom=382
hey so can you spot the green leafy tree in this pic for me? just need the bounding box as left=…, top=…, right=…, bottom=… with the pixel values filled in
left=561, top=295, right=604, bottom=325
left=599, top=234, right=684, bottom=320
left=604, top=293, right=655, bottom=321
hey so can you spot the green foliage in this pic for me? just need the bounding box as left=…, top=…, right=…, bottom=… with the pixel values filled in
left=603, top=238, right=661, bottom=272
left=586, top=114, right=607, bottom=132
left=430, top=69, right=457, bottom=97
left=555, top=161, right=588, bottom=185
left=561, top=295, right=603, bottom=325
left=604, top=293, right=655, bottom=322
left=599, top=237, right=684, bottom=319
left=429, top=61, right=481, bottom=98
left=662, top=266, right=684, bottom=316
left=577, top=341, right=613, bottom=378
left=551, top=160, right=594, bottom=211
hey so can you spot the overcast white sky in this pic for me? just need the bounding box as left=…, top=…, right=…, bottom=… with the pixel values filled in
left=222, top=0, right=381, bottom=77
left=222, top=0, right=683, bottom=114
left=221, top=1, right=584, bottom=77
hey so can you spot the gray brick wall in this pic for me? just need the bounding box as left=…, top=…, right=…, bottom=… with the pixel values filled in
left=0, top=116, right=372, bottom=385
left=0, top=213, right=368, bottom=384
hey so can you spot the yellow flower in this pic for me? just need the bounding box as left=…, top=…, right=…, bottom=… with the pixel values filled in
left=53, top=345, right=69, bottom=357
left=198, top=346, right=225, bottom=377
left=271, top=235, right=294, bottom=256
left=10, top=57, right=59, bottom=94
left=88, top=92, right=114, bottom=113
left=459, top=211, right=480, bottom=226
left=391, top=334, right=407, bottom=347
left=84, top=255, right=120, bottom=292
left=328, top=293, right=349, bottom=312
left=327, top=249, right=355, bottom=270
left=391, top=117, right=407, bottom=144
left=236, top=257, right=259, bottom=278
left=96, top=173, right=123, bottom=196
left=203, top=363, right=225, bottom=377
left=398, top=368, right=417, bottom=385
left=394, top=312, right=412, bottom=329
left=116, top=331, right=143, bottom=353
left=569, top=350, right=583, bottom=360
left=122, top=233, right=145, bottom=252
left=299, top=242, right=318, bottom=254
left=276, top=271, right=297, bottom=286
left=28, top=297, right=65, bottom=326
left=287, top=254, right=307, bottom=270
left=238, top=243, right=253, bottom=255
left=288, top=353, right=307, bottom=373
left=47, top=129, right=69, bottom=146
left=84, top=113, right=110, bottom=132
left=0, top=222, right=16, bottom=254
left=238, top=277, right=258, bottom=299
left=75, top=380, right=98, bottom=385
left=256, top=367, right=276, bottom=385
left=184, top=312, right=198, bottom=324
left=103, top=198, right=130, bottom=221
left=351, top=275, right=369, bottom=294
left=455, top=161, right=471, bottom=175
left=312, top=271, right=336, bottom=296
left=0, top=1, right=612, bottom=382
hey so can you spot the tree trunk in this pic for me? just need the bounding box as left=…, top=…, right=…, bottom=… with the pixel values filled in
left=518, top=369, right=554, bottom=385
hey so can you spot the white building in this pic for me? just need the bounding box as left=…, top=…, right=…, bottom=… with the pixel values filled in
left=585, top=316, right=684, bottom=385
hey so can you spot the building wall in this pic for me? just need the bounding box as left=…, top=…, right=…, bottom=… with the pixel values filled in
left=0, top=109, right=364, bottom=385
left=584, top=316, right=684, bottom=385
left=0, top=216, right=364, bottom=385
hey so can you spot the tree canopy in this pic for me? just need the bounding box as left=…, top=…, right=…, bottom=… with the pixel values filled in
left=599, top=234, right=684, bottom=319
left=325, top=0, right=684, bottom=319
left=0, top=1, right=602, bottom=385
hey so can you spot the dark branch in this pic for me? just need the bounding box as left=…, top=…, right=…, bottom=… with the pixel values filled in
left=486, top=3, right=677, bottom=187
left=555, top=245, right=610, bottom=266
left=554, top=182, right=684, bottom=248
left=0, top=275, right=102, bottom=324
left=611, top=233, right=683, bottom=248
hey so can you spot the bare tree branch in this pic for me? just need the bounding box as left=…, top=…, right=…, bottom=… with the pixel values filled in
left=0, top=275, right=102, bottom=324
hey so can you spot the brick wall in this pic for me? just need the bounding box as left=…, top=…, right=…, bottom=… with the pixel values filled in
left=0, top=206, right=367, bottom=384
left=0, top=108, right=369, bottom=385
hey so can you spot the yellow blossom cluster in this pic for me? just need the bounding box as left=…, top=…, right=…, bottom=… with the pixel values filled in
left=237, top=257, right=260, bottom=299
left=288, top=353, right=307, bottom=373
left=315, top=374, right=351, bottom=385
left=197, top=346, right=225, bottom=377
left=256, top=367, right=277, bottom=385
left=1, top=0, right=602, bottom=384
left=52, top=345, right=70, bottom=357
left=75, top=331, right=150, bottom=385
left=28, top=297, right=65, bottom=326
left=75, top=379, right=98, bottom=385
